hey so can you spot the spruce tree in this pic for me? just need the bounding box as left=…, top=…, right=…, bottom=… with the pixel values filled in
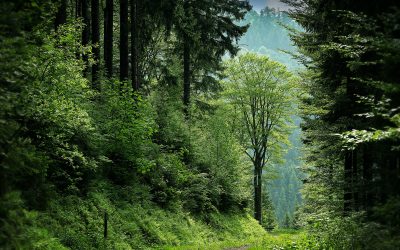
left=120, top=0, right=129, bottom=81
left=91, top=0, right=100, bottom=88
left=104, top=0, right=113, bottom=78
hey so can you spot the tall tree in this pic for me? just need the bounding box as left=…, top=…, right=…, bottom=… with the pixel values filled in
left=120, top=0, right=129, bottom=81
left=131, top=0, right=140, bottom=90
left=76, top=0, right=82, bottom=18
left=55, top=0, right=67, bottom=30
left=175, top=0, right=250, bottom=117
left=283, top=0, right=400, bottom=218
left=182, top=34, right=190, bottom=116
left=82, top=0, right=90, bottom=76
left=91, top=0, right=100, bottom=88
left=223, top=53, right=295, bottom=224
left=104, top=0, right=113, bottom=78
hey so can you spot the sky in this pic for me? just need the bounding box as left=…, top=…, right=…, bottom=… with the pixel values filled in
left=249, top=0, right=290, bottom=12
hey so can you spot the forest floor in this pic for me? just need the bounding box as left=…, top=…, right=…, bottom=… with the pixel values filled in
left=161, top=229, right=309, bottom=250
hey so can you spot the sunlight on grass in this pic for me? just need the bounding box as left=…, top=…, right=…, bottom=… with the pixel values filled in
left=159, top=229, right=318, bottom=250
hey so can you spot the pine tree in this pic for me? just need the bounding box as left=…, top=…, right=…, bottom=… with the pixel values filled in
left=283, top=0, right=400, bottom=218
left=131, top=0, right=140, bottom=90
left=91, top=0, right=100, bottom=88
left=120, top=0, right=129, bottom=81
left=104, top=0, right=113, bottom=78
left=175, top=0, right=250, bottom=117
left=82, top=0, right=90, bottom=76
left=55, top=0, right=67, bottom=30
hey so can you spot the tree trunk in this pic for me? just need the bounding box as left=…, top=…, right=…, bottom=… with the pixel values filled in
left=82, top=0, right=90, bottom=76
left=362, top=144, right=373, bottom=212
left=131, top=0, right=140, bottom=90
left=76, top=0, right=82, bottom=18
left=55, top=0, right=67, bottom=30
left=344, top=151, right=353, bottom=213
left=91, top=0, right=100, bottom=89
left=254, top=161, right=262, bottom=224
left=379, top=153, right=389, bottom=203
left=183, top=37, right=190, bottom=117
left=120, top=0, right=129, bottom=82
left=104, top=0, right=113, bottom=78
left=352, top=149, right=359, bottom=210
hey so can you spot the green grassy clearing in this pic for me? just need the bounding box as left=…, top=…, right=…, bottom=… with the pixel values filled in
left=160, top=229, right=319, bottom=250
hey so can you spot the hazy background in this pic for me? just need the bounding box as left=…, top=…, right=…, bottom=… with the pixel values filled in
left=250, top=0, right=290, bottom=12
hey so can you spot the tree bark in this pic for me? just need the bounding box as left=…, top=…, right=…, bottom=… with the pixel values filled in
left=104, top=0, right=113, bottom=78
left=131, top=0, right=140, bottom=90
left=380, top=152, right=389, bottom=203
left=120, top=0, right=129, bottom=82
left=55, top=0, right=67, bottom=30
left=183, top=37, right=190, bottom=117
left=344, top=151, right=353, bottom=213
left=104, top=212, right=108, bottom=239
left=254, top=159, right=262, bottom=224
left=76, top=0, right=82, bottom=18
left=91, top=0, right=100, bottom=89
left=353, top=149, right=359, bottom=210
left=362, top=143, right=373, bottom=212
left=82, top=0, right=90, bottom=76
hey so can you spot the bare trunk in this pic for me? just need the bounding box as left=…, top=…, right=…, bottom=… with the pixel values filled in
left=55, top=0, right=67, bottom=30
left=91, top=0, right=100, bottom=89
left=104, top=0, right=113, bottom=78
left=362, top=144, right=373, bottom=212
left=120, top=0, right=129, bottom=81
left=131, top=0, right=140, bottom=90
left=353, top=149, right=359, bottom=210
left=344, top=151, right=353, bottom=213
left=76, top=0, right=82, bottom=18
left=183, top=38, right=190, bottom=118
left=82, top=0, right=90, bottom=76
left=254, top=156, right=262, bottom=224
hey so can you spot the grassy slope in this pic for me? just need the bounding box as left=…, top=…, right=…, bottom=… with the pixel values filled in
left=4, top=180, right=320, bottom=250
left=162, top=230, right=312, bottom=250
left=16, top=180, right=265, bottom=249
left=9, top=181, right=314, bottom=250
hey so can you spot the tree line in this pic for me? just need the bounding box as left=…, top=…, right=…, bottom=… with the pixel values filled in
left=1, top=1, right=295, bottom=248
left=284, top=0, right=400, bottom=247
left=53, top=0, right=250, bottom=115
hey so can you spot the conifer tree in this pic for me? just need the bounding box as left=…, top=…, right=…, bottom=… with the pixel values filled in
left=175, top=0, right=250, bottom=117
left=283, top=0, right=400, bottom=217
left=104, top=0, right=113, bottom=78
left=55, top=0, right=67, bottom=30
left=91, top=0, right=100, bottom=88
left=82, top=0, right=90, bottom=76
left=120, top=0, right=129, bottom=81
left=131, top=0, right=140, bottom=90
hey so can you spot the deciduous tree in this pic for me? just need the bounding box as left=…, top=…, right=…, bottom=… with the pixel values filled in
left=223, top=53, right=296, bottom=223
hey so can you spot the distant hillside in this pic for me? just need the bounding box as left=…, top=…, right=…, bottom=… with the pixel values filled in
left=239, top=8, right=301, bottom=70
left=266, top=0, right=290, bottom=11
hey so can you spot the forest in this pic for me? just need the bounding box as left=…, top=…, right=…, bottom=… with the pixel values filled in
left=0, top=0, right=399, bottom=249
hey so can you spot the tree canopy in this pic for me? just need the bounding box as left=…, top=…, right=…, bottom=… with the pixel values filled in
left=223, top=53, right=297, bottom=223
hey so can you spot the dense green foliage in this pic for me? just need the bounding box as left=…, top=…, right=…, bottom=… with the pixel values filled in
left=0, top=0, right=263, bottom=248
left=2, top=0, right=399, bottom=249
left=222, top=53, right=297, bottom=225
left=283, top=0, right=400, bottom=248
left=239, top=9, right=304, bottom=227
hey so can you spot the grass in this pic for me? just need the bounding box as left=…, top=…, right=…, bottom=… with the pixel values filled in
left=160, top=229, right=315, bottom=250
left=3, top=181, right=316, bottom=249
